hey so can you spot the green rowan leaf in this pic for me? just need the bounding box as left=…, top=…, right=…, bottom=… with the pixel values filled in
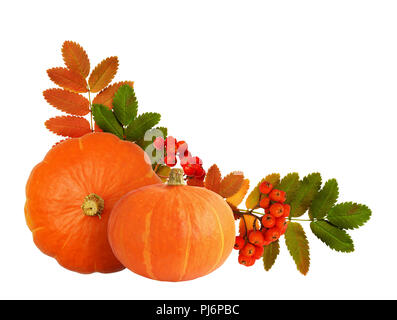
left=136, top=127, right=168, bottom=150
left=290, top=173, right=322, bottom=217
left=285, top=222, right=310, bottom=275
left=125, top=112, right=161, bottom=142
left=156, top=126, right=168, bottom=138
left=310, top=220, right=354, bottom=252
left=327, top=202, right=371, bottom=230
left=277, top=172, right=300, bottom=204
left=92, top=104, right=123, bottom=139
left=112, top=84, right=138, bottom=126
left=309, top=179, right=339, bottom=220
left=263, top=240, right=280, bottom=271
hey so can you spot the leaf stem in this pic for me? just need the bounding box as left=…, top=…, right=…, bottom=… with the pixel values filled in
left=88, top=90, right=93, bottom=131
left=235, top=208, right=313, bottom=222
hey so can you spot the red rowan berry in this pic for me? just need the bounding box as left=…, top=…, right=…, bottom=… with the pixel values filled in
left=259, top=181, right=273, bottom=194
left=176, top=140, right=188, bottom=153
left=183, top=164, right=195, bottom=176
left=241, top=243, right=256, bottom=257
left=194, top=165, right=205, bottom=178
left=238, top=254, right=255, bottom=266
left=248, top=230, right=265, bottom=246
left=234, top=236, right=245, bottom=250
left=261, top=213, right=276, bottom=228
left=253, top=245, right=264, bottom=260
left=269, top=189, right=286, bottom=203
left=153, top=137, right=164, bottom=150
left=190, top=156, right=202, bottom=165
left=164, top=154, right=177, bottom=167
left=259, top=197, right=270, bottom=209
left=165, top=136, right=177, bottom=154
left=283, top=204, right=291, bottom=217
left=264, top=228, right=281, bottom=242
left=196, top=171, right=206, bottom=181
left=269, top=203, right=284, bottom=218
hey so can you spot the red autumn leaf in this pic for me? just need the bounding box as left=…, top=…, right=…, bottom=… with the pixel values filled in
left=219, top=171, right=244, bottom=198
left=47, top=67, right=88, bottom=93
left=204, top=164, right=222, bottom=194
left=62, top=41, right=90, bottom=78
left=92, top=81, right=134, bottom=108
left=88, top=57, right=119, bottom=93
left=43, top=88, right=90, bottom=116
left=45, top=116, right=91, bottom=138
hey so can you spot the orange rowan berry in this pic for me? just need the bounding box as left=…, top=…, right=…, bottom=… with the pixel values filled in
left=241, top=243, right=256, bottom=257
left=283, top=204, right=291, bottom=217
left=259, top=181, right=273, bottom=194
left=263, top=240, right=272, bottom=246
left=275, top=217, right=287, bottom=230
left=269, top=203, right=284, bottom=218
left=279, top=221, right=289, bottom=235
left=238, top=254, right=255, bottom=266
left=269, top=189, right=286, bottom=203
left=264, top=228, right=281, bottom=242
left=234, top=236, right=245, bottom=250
left=253, top=245, right=264, bottom=259
left=248, top=230, right=265, bottom=246
left=259, top=197, right=270, bottom=209
left=261, top=213, right=276, bottom=228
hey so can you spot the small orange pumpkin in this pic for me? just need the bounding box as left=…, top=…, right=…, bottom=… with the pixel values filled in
left=108, top=168, right=236, bottom=281
left=25, top=132, right=161, bottom=274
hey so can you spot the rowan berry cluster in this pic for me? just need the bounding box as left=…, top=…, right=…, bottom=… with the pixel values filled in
left=153, top=136, right=206, bottom=180
left=234, top=181, right=290, bottom=267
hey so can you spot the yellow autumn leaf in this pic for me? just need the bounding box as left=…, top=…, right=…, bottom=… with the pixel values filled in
left=227, top=179, right=250, bottom=207
left=88, top=57, right=119, bottom=93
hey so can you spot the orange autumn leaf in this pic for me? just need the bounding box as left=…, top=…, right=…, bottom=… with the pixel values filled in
left=43, top=88, right=90, bottom=116
left=62, top=41, right=90, bottom=78
left=219, top=171, right=244, bottom=198
left=47, top=67, right=88, bottom=93
left=204, top=164, right=222, bottom=194
left=227, top=179, right=250, bottom=208
left=239, top=214, right=260, bottom=236
left=88, top=57, right=119, bottom=93
left=92, top=81, right=134, bottom=108
left=187, top=177, right=205, bottom=187
left=45, top=116, right=91, bottom=138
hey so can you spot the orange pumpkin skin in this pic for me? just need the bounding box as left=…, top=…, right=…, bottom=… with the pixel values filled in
left=108, top=182, right=236, bottom=281
left=25, top=132, right=161, bottom=274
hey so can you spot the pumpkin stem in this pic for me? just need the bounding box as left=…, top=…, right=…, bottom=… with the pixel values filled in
left=168, top=168, right=185, bottom=186
left=81, top=193, right=104, bottom=218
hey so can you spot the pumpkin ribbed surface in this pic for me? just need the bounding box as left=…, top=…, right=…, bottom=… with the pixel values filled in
left=108, top=183, right=236, bottom=281
left=25, top=132, right=161, bottom=274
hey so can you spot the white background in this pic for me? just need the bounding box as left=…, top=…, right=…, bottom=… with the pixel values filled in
left=1, top=0, right=396, bottom=299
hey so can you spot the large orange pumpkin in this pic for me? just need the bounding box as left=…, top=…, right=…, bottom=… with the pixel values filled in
left=108, top=168, right=236, bottom=281
left=25, top=132, right=161, bottom=274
